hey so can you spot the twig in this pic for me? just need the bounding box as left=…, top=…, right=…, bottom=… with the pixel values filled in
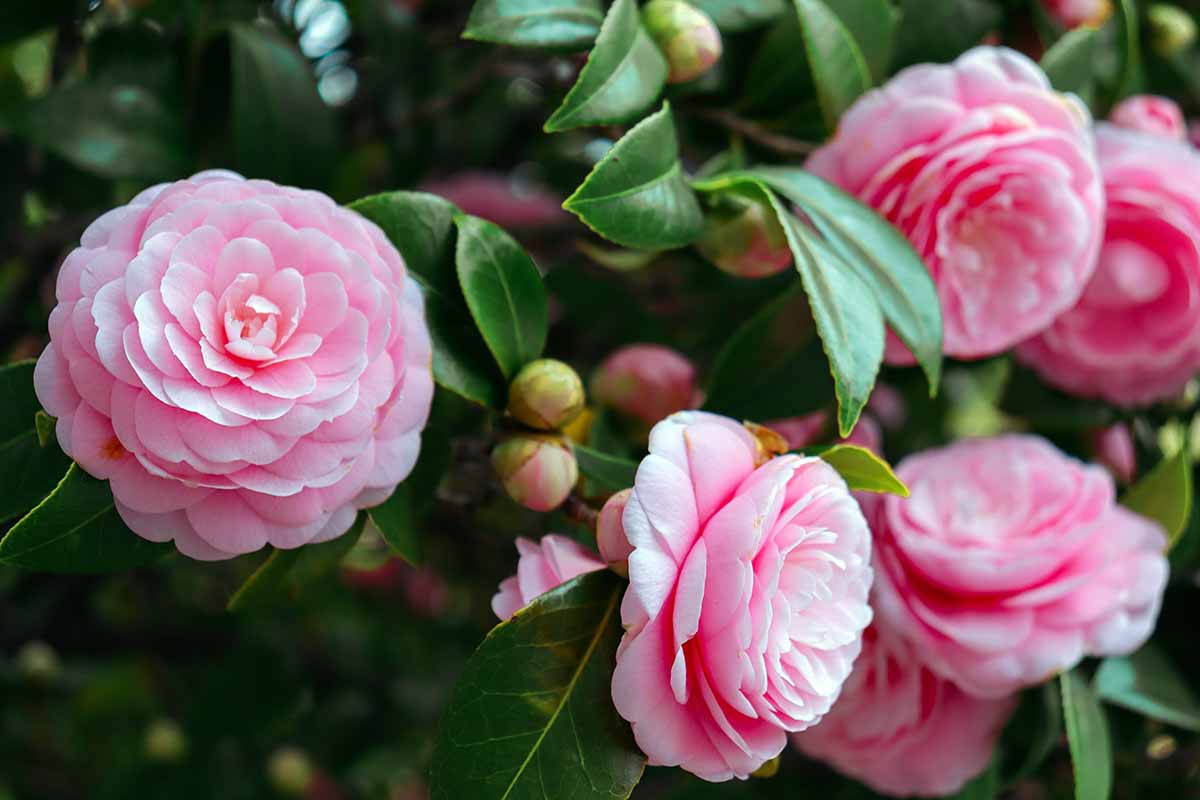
left=686, top=107, right=818, bottom=157
left=563, top=494, right=599, bottom=531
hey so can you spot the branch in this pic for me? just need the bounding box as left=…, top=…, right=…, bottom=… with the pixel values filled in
left=686, top=107, right=818, bottom=157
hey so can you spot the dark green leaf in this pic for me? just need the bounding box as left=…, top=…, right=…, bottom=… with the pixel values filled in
left=1041, top=26, right=1100, bottom=95
left=824, top=0, right=900, bottom=82
left=0, top=361, right=70, bottom=523
left=690, top=0, right=786, bottom=32
left=350, top=191, right=506, bottom=408
left=792, top=0, right=872, bottom=131
left=1061, top=669, right=1113, bottom=800
left=544, top=0, right=666, bottom=132
left=430, top=570, right=645, bottom=800
left=368, top=484, right=420, bottom=565
left=464, top=0, right=604, bottom=49
left=563, top=104, right=704, bottom=250
left=226, top=548, right=302, bottom=612
left=1009, top=681, right=1064, bottom=782
left=0, top=1, right=76, bottom=47
left=810, top=444, right=908, bottom=495
left=574, top=443, right=638, bottom=492
left=1121, top=450, right=1192, bottom=549
left=892, top=0, right=1001, bottom=69
left=230, top=21, right=336, bottom=187
left=453, top=214, right=548, bottom=379
left=951, top=753, right=998, bottom=800
left=1104, top=0, right=1139, bottom=111
left=1094, top=645, right=1200, bottom=732
left=0, top=464, right=169, bottom=573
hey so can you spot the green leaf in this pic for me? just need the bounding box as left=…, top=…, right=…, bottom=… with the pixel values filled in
left=951, top=753, right=998, bottom=800
left=463, top=0, right=604, bottom=49
left=573, top=443, right=638, bottom=492
left=824, top=0, right=900, bottom=82
left=892, top=0, right=1001, bottom=69
left=563, top=104, right=704, bottom=250
left=0, top=1, right=75, bottom=46
left=430, top=570, right=646, bottom=800
left=1094, top=645, right=1200, bottom=732
left=0, top=360, right=70, bottom=523
left=575, top=240, right=658, bottom=272
left=1061, top=669, right=1113, bottom=800
left=1121, top=450, right=1192, bottom=549
left=1010, top=681, right=1064, bottom=782
left=453, top=214, right=548, bottom=380
left=810, top=444, right=908, bottom=495
left=543, top=0, right=667, bottom=132
left=349, top=191, right=506, bottom=408
left=1104, top=0, right=1140, bottom=110
left=1041, top=26, right=1100, bottom=95
left=368, top=484, right=420, bottom=566
left=230, top=21, right=336, bottom=187
left=704, top=284, right=834, bottom=421
left=747, top=166, right=943, bottom=393
left=690, top=0, right=786, bottom=32
left=0, top=464, right=169, bottom=573
left=792, top=0, right=872, bottom=131
left=226, top=547, right=302, bottom=612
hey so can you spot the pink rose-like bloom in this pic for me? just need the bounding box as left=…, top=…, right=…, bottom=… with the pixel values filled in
left=420, top=172, right=565, bottom=230
left=611, top=411, right=874, bottom=780
left=1110, top=95, right=1187, bottom=141
left=807, top=46, right=1104, bottom=361
left=794, top=625, right=1017, bottom=798
left=591, top=344, right=699, bottom=426
left=867, top=435, right=1168, bottom=698
left=35, top=171, right=434, bottom=560
left=1042, top=0, right=1112, bottom=29
left=491, top=535, right=606, bottom=620
left=1019, top=125, right=1200, bottom=405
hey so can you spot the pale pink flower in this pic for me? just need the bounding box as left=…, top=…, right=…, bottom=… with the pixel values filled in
left=1018, top=125, right=1200, bottom=406
left=1110, top=95, right=1187, bottom=141
left=865, top=435, right=1168, bottom=698
left=34, top=171, right=434, bottom=560
left=794, top=624, right=1017, bottom=798
left=491, top=535, right=606, bottom=620
left=611, top=411, right=873, bottom=780
left=1042, top=0, right=1113, bottom=28
left=806, top=46, right=1104, bottom=361
left=1091, top=423, right=1137, bottom=484
left=591, top=344, right=699, bottom=426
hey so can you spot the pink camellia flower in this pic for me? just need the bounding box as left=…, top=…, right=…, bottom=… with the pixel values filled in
left=1110, top=95, right=1187, bottom=141
left=591, top=344, right=699, bottom=426
left=1091, top=423, right=1137, bottom=484
left=610, top=411, right=874, bottom=780
left=1042, top=0, right=1113, bottom=29
left=1018, top=124, right=1200, bottom=405
left=794, top=624, right=1017, bottom=798
left=866, top=435, right=1168, bottom=699
left=491, top=534, right=606, bottom=620
left=34, top=171, right=434, bottom=560
left=806, top=46, right=1104, bottom=361
left=420, top=172, right=565, bottom=230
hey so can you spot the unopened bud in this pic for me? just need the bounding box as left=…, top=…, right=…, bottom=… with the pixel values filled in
left=144, top=718, right=188, bottom=762
left=642, top=0, right=722, bottom=84
left=696, top=197, right=792, bottom=278
left=507, top=358, right=586, bottom=431
left=1148, top=4, right=1197, bottom=57
left=1090, top=423, right=1137, bottom=484
left=267, top=747, right=315, bottom=796
left=492, top=435, right=578, bottom=512
left=15, top=640, right=59, bottom=684
left=592, top=344, right=698, bottom=426
left=1109, top=95, right=1187, bottom=141
left=1042, top=0, right=1112, bottom=29
left=596, top=489, right=633, bottom=574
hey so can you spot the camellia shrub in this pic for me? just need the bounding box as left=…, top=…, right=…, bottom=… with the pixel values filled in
left=3, top=1, right=1200, bottom=799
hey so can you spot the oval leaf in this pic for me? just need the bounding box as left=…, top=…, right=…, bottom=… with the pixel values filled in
left=1094, top=645, right=1200, bottom=732
left=822, top=0, right=900, bottom=82
left=368, top=484, right=421, bottom=566
left=1041, top=26, right=1100, bottom=96
left=0, top=360, right=70, bottom=523
left=1121, top=450, right=1192, bottom=549
left=573, top=443, right=638, bottom=492
left=892, top=0, right=1001, bottom=69
left=1061, top=669, right=1113, bottom=800
left=543, top=0, right=667, bottom=132
left=464, top=0, right=604, bottom=49
left=430, top=570, right=646, bottom=800
left=453, top=214, right=548, bottom=379
left=563, top=104, right=704, bottom=250
left=810, top=444, right=908, bottom=495
left=0, top=464, right=169, bottom=573
left=792, top=0, right=872, bottom=131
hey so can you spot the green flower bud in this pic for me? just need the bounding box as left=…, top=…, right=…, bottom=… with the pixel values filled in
left=1148, top=4, right=1197, bottom=57
left=15, top=640, right=60, bottom=684
left=507, top=358, right=586, bottom=431
left=144, top=718, right=188, bottom=762
left=491, top=434, right=578, bottom=512
left=642, top=0, right=723, bottom=84
left=267, top=747, right=315, bottom=796
left=696, top=196, right=792, bottom=278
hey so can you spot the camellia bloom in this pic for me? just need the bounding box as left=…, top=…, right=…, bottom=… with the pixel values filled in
left=866, top=435, right=1168, bottom=698
left=491, top=535, right=606, bottom=620
left=794, top=625, right=1017, bottom=798
left=1042, top=0, right=1113, bottom=29
left=611, top=411, right=874, bottom=780
left=806, top=46, right=1104, bottom=360
left=1109, top=95, right=1187, bottom=140
left=1018, top=125, right=1200, bottom=406
left=34, top=171, right=433, bottom=560
left=591, top=344, right=699, bottom=426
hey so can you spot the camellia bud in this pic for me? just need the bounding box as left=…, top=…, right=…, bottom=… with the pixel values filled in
left=1090, top=423, right=1137, bottom=484
left=267, top=747, right=315, bottom=796
left=641, top=0, right=723, bottom=84
left=144, top=718, right=188, bottom=762
left=591, top=344, right=698, bottom=427
left=491, top=434, right=578, bottom=512
left=15, top=640, right=60, bottom=684
left=1148, top=4, right=1197, bottom=57
left=507, top=358, right=586, bottom=431
left=695, top=197, right=792, bottom=279
left=596, top=489, right=633, bottom=574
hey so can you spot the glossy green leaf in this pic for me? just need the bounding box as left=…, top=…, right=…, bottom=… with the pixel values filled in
left=1105, top=0, right=1139, bottom=110
left=1061, top=669, right=1113, bottom=800
left=1041, top=26, right=1100, bottom=95
left=1095, top=645, right=1200, bottom=732
left=892, top=0, right=1001, bottom=69
left=0, top=1, right=76, bottom=46
left=563, top=104, right=704, bottom=250
left=349, top=191, right=506, bottom=408
left=430, top=570, right=646, bottom=800
left=368, top=484, right=420, bottom=566
left=0, top=464, right=169, bottom=573
left=463, top=0, right=604, bottom=49
left=226, top=548, right=302, bottom=612
left=748, top=166, right=942, bottom=393
left=690, top=0, right=786, bottom=32
left=573, top=443, right=638, bottom=492
left=1121, top=450, right=1192, bottom=549
left=0, top=360, right=70, bottom=523
left=1011, top=681, right=1064, bottom=782
left=543, top=0, right=667, bottom=132
left=792, top=0, right=872, bottom=131
left=453, top=214, right=548, bottom=379
left=825, top=0, right=900, bottom=82
left=231, top=21, right=335, bottom=187
left=810, top=444, right=908, bottom=495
